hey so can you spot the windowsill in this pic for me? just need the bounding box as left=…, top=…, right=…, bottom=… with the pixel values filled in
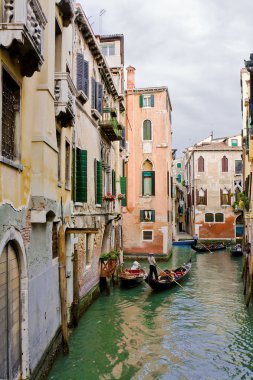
left=74, top=202, right=84, bottom=206
left=95, top=204, right=102, bottom=208
left=140, top=195, right=155, bottom=198
left=65, top=184, right=71, bottom=191
left=0, top=156, right=23, bottom=171
left=58, top=181, right=62, bottom=188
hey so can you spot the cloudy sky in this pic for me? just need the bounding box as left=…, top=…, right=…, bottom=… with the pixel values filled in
left=80, top=0, right=253, bottom=155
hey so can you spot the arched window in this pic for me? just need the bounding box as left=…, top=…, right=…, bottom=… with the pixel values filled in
left=197, top=188, right=207, bottom=205
left=177, top=174, right=182, bottom=183
left=198, top=156, right=204, bottom=172
left=142, top=160, right=155, bottom=196
left=222, top=156, right=228, bottom=172
left=220, top=188, right=231, bottom=205
left=215, top=213, right=224, bottom=222
left=205, top=213, right=214, bottom=222
left=143, top=120, right=152, bottom=140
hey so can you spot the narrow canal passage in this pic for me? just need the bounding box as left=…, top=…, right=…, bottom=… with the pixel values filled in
left=49, top=248, right=253, bottom=380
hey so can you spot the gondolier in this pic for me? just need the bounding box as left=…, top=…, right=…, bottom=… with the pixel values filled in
left=193, top=233, right=198, bottom=246
left=148, top=253, right=158, bottom=280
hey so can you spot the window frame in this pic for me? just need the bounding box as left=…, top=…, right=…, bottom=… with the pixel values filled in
left=142, top=230, right=153, bottom=241
left=142, top=170, right=155, bottom=196
left=198, top=156, right=204, bottom=172
left=142, top=119, right=152, bottom=141
left=235, top=160, right=242, bottom=175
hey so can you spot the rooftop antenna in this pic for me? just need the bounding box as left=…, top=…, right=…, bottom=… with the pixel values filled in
left=99, top=9, right=106, bottom=35
left=211, top=130, right=213, bottom=140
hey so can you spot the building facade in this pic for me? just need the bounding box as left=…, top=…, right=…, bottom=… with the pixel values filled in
left=123, top=66, right=173, bottom=255
left=184, top=135, right=243, bottom=240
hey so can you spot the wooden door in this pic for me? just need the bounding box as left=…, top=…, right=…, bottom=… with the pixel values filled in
left=0, top=243, right=21, bottom=380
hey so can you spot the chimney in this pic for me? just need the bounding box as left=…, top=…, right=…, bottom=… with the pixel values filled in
left=126, top=66, right=136, bottom=91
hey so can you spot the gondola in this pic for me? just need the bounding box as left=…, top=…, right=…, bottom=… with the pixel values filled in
left=144, top=259, right=192, bottom=291
left=190, top=243, right=225, bottom=253
left=118, top=268, right=147, bottom=288
left=230, top=244, right=243, bottom=257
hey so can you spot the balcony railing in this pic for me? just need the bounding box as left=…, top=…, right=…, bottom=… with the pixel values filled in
left=55, top=0, right=74, bottom=27
left=0, top=0, right=47, bottom=77
left=54, top=72, right=76, bottom=127
left=99, top=108, right=122, bottom=142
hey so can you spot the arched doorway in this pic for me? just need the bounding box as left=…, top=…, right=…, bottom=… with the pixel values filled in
left=236, top=214, right=244, bottom=238
left=0, top=242, right=21, bottom=380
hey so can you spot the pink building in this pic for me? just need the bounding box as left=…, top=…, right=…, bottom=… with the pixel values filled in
left=123, top=67, right=173, bottom=255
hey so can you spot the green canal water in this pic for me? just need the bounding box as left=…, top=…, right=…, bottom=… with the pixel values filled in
left=49, top=247, right=253, bottom=380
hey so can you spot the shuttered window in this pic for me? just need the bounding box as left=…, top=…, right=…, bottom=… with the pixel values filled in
left=142, top=171, right=155, bottom=196
left=222, top=156, right=228, bottom=172
left=220, top=189, right=231, bottom=205
left=95, top=159, right=102, bottom=205
left=140, top=94, right=154, bottom=108
left=140, top=210, right=155, bottom=222
left=91, top=79, right=103, bottom=114
left=76, top=53, right=89, bottom=97
left=75, top=148, right=87, bottom=203
left=198, top=156, right=204, bottom=172
left=112, top=169, right=116, bottom=195
left=120, top=176, right=127, bottom=206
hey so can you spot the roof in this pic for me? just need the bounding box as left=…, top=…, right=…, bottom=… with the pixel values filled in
left=192, top=142, right=242, bottom=151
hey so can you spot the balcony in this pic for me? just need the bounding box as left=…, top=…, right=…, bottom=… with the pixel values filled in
left=54, top=72, right=76, bottom=127
left=0, top=0, right=47, bottom=77
left=55, top=0, right=74, bottom=27
left=99, top=108, right=122, bottom=142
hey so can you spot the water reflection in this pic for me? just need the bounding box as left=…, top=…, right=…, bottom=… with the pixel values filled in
left=49, top=248, right=253, bottom=380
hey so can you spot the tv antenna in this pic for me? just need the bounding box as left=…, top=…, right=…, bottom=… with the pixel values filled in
left=99, top=9, right=106, bottom=35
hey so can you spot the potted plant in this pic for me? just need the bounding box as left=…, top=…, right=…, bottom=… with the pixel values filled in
left=117, top=193, right=125, bottom=200
left=103, top=192, right=116, bottom=202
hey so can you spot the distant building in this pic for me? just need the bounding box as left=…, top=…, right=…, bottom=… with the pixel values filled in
left=184, top=135, right=243, bottom=240
left=123, top=66, right=173, bottom=255
left=172, top=156, right=187, bottom=238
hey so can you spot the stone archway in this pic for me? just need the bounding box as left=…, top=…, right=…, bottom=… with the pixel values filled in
left=0, top=227, right=29, bottom=380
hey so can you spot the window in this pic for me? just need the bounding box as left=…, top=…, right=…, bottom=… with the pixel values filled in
left=140, top=210, right=155, bottom=222
left=235, top=160, right=242, bottom=174
left=177, top=163, right=181, bottom=168
left=143, top=120, right=152, bottom=140
left=198, top=156, right=204, bottom=172
left=65, top=140, right=70, bottom=188
left=177, top=174, right=182, bottom=183
left=85, top=234, right=91, bottom=266
left=120, top=176, right=127, bottom=206
left=231, top=139, right=238, bottom=147
left=91, top=79, right=103, bottom=114
left=101, top=43, right=115, bottom=56
left=142, top=160, right=155, bottom=196
left=143, top=230, right=153, bottom=241
left=52, top=222, right=58, bottom=259
left=95, top=159, right=102, bottom=205
left=1, top=69, right=20, bottom=162
left=76, top=53, right=89, bottom=97
left=220, top=188, right=231, bottom=205
left=215, top=213, right=224, bottom=222
left=140, top=94, right=154, bottom=108
left=142, top=171, right=155, bottom=196
left=56, top=130, right=61, bottom=182
left=205, top=213, right=214, bottom=223
left=197, top=188, right=207, bottom=205
left=111, top=169, right=116, bottom=196
left=75, top=148, right=87, bottom=203
left=222, top=156, right=228, bottom=172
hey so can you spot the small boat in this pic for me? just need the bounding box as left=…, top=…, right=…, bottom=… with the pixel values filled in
left=144, top=259, right=192, bottom=291
left=118, top=268, right=146, bottom=288
left=191, top=243, right=225, bottom=253
left=230, top=244, right=243, bottom=257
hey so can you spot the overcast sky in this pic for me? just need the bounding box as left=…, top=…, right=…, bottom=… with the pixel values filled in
left=80, top=0, right=253, bottom=156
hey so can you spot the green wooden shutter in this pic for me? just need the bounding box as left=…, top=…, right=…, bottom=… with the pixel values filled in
left=151, top=94, right=154, bottom=107
left=75, top=148, right=87, bottom=202
left=139, top=95, right=144, bottom=108
left=151, top=171, right=155, bottom=195
left=120, top=176, right=127, bottom=206
left=112, top=169, right=116, bottom=195
left=140, top=210, right=144, bottom=222
left=151, top=210, right=155, bottom=222
left=96, top=160, right=102, bottom=205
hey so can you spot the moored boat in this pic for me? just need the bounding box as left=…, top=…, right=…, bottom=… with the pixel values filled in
left=118, top=268, right=147, bottom=288
left=191, top=243, right=225, bottom=253
left=145, top=259, right=192, bottom=291
left=230, top=244, right=243, bottom=257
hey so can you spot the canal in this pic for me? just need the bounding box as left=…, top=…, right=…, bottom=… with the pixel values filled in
left=49, top=247, right=253, bottom=379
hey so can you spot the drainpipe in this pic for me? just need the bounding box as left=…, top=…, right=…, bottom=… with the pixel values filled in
left=58, top=224, right=69, bottom=354
left=72, top=245, right=79, bottom=327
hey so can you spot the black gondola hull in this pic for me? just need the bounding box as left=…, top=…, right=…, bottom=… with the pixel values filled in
left=191, top=244, right=225, bottom=253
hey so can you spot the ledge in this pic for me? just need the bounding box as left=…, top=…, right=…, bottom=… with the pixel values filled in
left=0, top=156, right=23, bottom=171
